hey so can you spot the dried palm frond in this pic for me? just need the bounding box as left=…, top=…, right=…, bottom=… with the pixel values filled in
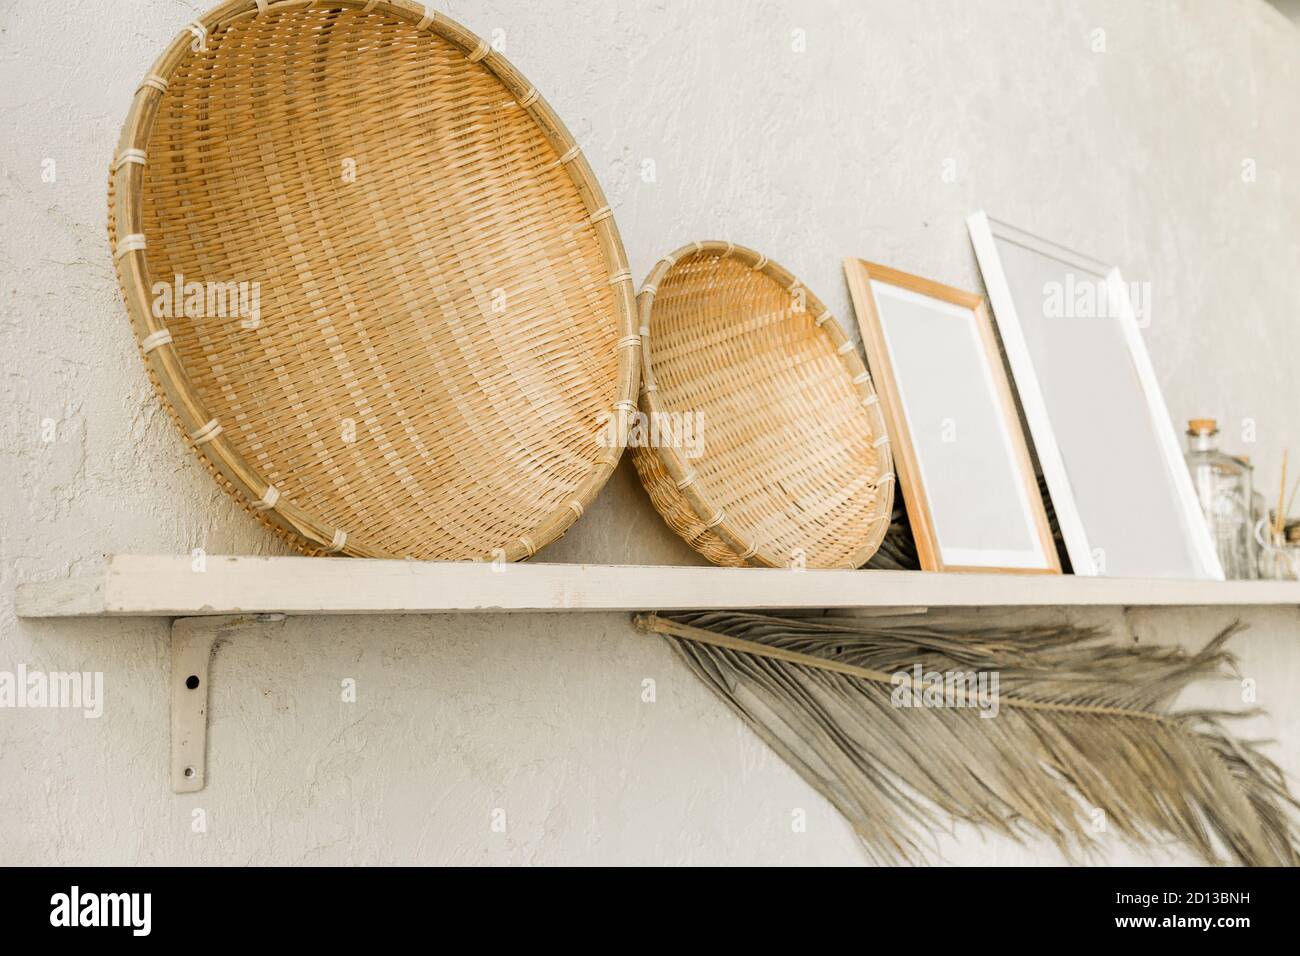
left=863, top=503, right=920, bottom=571
left=636, top=610, right=1300, bottom=866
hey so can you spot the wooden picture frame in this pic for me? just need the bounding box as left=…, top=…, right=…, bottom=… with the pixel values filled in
left=966, top=212, right=1223, bottom=580
left=844, top=258, right=1060, bottom=574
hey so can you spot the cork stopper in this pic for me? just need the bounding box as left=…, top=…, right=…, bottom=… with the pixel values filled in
left=1187, top=418, right=1218, bottom=435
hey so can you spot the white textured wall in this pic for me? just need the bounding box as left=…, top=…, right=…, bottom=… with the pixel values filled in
left=1, top=0, right=1298, bottom=865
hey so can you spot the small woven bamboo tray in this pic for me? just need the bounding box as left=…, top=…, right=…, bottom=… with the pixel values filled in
left=108, top=0, right=638, bottom=561
left=632, top=242, right=894, bottom=568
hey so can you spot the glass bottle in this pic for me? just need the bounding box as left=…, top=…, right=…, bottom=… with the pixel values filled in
left=1185, top=419, right=1256, bottom=579
left=1236, top=454, right=1268, bottom=576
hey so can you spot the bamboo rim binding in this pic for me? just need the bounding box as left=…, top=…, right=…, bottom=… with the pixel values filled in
left=633, top=242, right=895, bottom=569
left=108, top=0, right=638, bottom=561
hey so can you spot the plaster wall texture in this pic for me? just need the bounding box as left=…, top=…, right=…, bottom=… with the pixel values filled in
left=1, top=0, right=1298, bottom=865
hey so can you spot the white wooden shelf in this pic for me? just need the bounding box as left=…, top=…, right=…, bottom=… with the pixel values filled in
left=17, top=555, right=1299, bottom=795
left=15, top=554, right=1300, bottom=618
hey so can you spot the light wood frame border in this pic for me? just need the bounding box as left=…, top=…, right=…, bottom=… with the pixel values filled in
left=966, top=211, right=1224, bottom=580
left=843, top=258, right=1060, bottom=575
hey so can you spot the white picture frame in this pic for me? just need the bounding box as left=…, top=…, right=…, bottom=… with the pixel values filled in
left=966, top=211, right=1223, bottom=580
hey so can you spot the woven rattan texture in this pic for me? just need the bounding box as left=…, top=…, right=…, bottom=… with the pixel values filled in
left=109, top=1, right=636, bottom=561
left=632, top=244, right=894, bottom=569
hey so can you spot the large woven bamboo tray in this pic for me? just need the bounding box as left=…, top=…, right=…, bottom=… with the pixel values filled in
left=108, top=0, right=638, bottom=561
left=632, top=242, right=894, bottom=569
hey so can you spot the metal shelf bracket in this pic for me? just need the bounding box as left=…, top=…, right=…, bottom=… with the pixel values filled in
left=170, top=614, right=284, bottom=793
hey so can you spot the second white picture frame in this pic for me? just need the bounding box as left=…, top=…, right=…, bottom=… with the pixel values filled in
left=966, top=212, right=1223, bottom=580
